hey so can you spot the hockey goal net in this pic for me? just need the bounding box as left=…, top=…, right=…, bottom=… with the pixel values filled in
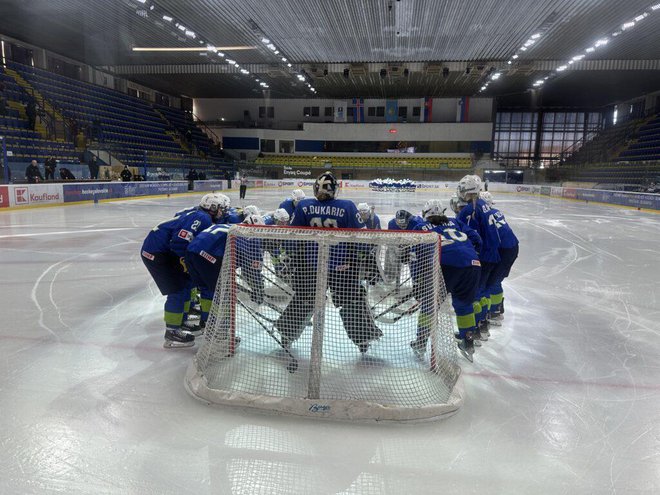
left=185, top=224, right=463, bottom=421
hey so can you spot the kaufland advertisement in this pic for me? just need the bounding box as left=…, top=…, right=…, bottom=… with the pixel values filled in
left=11, top=184, right=63, bottom=206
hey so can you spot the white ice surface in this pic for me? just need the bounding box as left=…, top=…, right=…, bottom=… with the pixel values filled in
left=0, top=188, right=659, bottom=494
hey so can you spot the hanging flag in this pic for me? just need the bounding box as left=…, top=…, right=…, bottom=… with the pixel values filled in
left=420, top=97, right=433, bottom=122
left=456, top=96, right=470, bottom=122
left=352, top=97, right=365, bottom=123
left=385, top=99, right=398, bottom=123
left=334, top=100, right=347, bottom=122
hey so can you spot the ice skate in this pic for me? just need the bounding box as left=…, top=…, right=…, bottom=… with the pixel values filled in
left=488, top=312, right=503, bottom=326
left=163, top=327, right=195, bottom=348
left=457, top=333, right=475, bottom=362
left=182, top=319, right=205, bottom=337
left=478, top=319, right=490, bottom=340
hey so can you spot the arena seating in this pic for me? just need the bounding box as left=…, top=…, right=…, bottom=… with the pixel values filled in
left=254, top=154, right=473, bottom=169
left=617, top=113, right=660, bottom=162
left=0, top=67, right=79, bottom=163
left=5, top=62, right=222, bottom=172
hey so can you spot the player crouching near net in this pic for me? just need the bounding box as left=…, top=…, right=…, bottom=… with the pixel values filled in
left=411, top=199, right=483, bottom=361
left=141, top=194, right=226, bottom=348
left=274, top=172, right=383, bottom=353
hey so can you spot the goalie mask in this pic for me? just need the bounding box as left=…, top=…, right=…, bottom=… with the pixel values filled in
left=291, top=189, right=306, bottom=205
left=313, top=172, right=338, bottom=201
left=272, top=208, right=290, bottom=225
left=422, top=199, right=445, bottom=220
left=395, top=209, right=412, bottom=229
left=457, top=175, right=482, bottom=201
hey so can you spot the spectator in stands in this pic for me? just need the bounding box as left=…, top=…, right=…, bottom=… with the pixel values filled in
left=25, top=160, right=43, bottom=183
left=59, top=168, right=75, bottom=180
left=91, top=118, right=101, bottom=141
left=185, top=129, right=193, bottom=145
left=187, top=168, right=198, bottom=191
left=26, top=98, right=37, bottom=131
left=120, top=165, right=133, bottom=182
left=44, top=156, right=57, bottom=180
left=88, top=155, right=100, bottom=180
left=239, top=175, right=248, bottom=199
left=198, top=170, right=206, bottom=180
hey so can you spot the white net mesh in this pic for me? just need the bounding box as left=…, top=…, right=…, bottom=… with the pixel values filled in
left=185, top=225, right=463, bottom=421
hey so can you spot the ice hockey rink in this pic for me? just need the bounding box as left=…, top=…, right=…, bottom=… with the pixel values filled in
left=1, top=187, right=658, bottom=494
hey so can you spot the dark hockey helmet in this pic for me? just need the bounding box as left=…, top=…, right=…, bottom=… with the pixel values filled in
left=313, top=172, right=338, bottom=200
left=395, top=209, right=412, bottom=228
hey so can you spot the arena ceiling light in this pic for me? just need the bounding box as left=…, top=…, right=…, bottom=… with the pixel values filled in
left=526, top=3, right=660, bottom=91
left=131, top=46, right=257, bottom=52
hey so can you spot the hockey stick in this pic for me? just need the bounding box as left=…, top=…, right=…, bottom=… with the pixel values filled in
left=236, top=282, right=285, bottom=315
left=373, top=292, right=417, bottom=320
left=377, top=301, right=421, bottom=323
left=369, top=274, right=413, bottom=311
left=236, top=298, right=299, bottom=373
left=261, top=264, right=294, bottom=296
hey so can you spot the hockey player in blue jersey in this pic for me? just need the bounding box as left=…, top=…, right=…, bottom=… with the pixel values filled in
left=357, top=203, right=381, bottom=230
left=356, top=203, right=382, bottom=284
left=236, top=215, right=267, bottom=305
left=480, top=192, right=518, bottom=326
left=412, top=199, right=482, bottom=361
left=457, top=174, right=501, bottom=339
left=262, top=208, right=290, bottom=226
left=185, top=223, right=230, bottom=327
left=384, top=210, right=423, bottom=286
left=387, top=209, right=423, bottom=231
left=278, top=189, right=306, bottom=217
left=276, top=172, right=383, bottom=352
left=141, top=193, right=224, bottom=348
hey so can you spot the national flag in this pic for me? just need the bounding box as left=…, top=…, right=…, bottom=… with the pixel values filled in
left=352, top=97, right=365, bottom=123
left=333, top=101, right=347, bottom=122
left=457, top=96, right=470, bottom=123
left=420, top=97, right=433, bottom=122
left=385, top=99, right=398, bottom=123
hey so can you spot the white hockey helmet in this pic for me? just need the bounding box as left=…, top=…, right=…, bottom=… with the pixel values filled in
left=357, top=202, right=372, bottom=220
left=272, top=208, right=290, bottom=225
left=449, top=194, right=467, bottom=214
left=243, top=214, right=265, bottom=225
left=480, top=191, right=494, bottom=206
left=200, top=193, right=228, bottom=217
left=243, top=204, right=260, bottom=216
left=422, top=199, right=445, bottom=220
left=291, top=189, right=306, bottom=204
left=457, top=175, right=482, bottom=201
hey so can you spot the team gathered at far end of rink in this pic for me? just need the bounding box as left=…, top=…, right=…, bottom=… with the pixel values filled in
left=140, top=172, right=518, bottom=362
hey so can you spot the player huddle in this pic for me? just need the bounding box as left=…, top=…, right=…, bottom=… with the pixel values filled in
left=140, top=171, right=518, bottom=362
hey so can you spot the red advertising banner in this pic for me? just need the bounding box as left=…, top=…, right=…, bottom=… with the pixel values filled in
left=0, top=186, right=8, bottom=208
